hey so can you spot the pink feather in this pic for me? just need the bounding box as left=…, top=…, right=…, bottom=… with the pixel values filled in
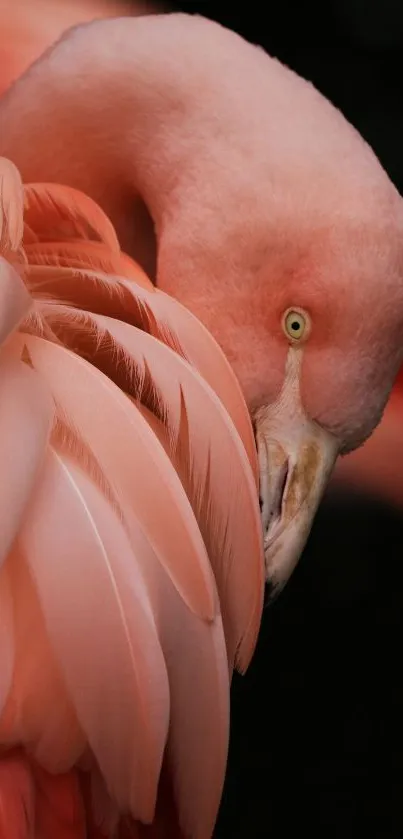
left=0, top=147, right=263, bottom=836
left=0, top=357, right=53, bottom=568
left=11, top=331, right=218, bottom=622
left=69, top=460, right=230, bottom=839
left=38, top=303, right=264, bottom=670
left=18, top=447, right=170, bottom=820
left=25, top=261, right=258, bottom=481
left=24, top=183, right=121, bottom=250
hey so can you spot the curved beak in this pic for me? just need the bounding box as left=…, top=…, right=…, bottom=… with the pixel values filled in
left=255, top=354, right=339, bottom=598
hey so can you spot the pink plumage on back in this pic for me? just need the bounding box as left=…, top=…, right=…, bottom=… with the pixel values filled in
left=0, top=156, right=264, bottom=838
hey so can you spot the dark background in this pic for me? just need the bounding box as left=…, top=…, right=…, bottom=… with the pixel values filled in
left=137, top=3, right=403, bottom=835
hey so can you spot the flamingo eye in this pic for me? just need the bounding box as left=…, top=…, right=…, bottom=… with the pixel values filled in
left=282, top=308, right=311, bottom=343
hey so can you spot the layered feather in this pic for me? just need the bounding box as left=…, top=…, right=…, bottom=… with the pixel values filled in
left=0, top=159, right=264, bottom=839
left=26, top=259, right=258, bottom=480
left=21, top=182, right=257, bottom=482
left=35, top=304, right=264, bottom=669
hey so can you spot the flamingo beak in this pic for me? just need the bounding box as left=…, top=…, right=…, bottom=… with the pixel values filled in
left=254, top=351, right=339, bottom=598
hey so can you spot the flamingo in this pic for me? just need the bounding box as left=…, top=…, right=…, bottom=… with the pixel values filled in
left=1, top=12, right=403, bottom=838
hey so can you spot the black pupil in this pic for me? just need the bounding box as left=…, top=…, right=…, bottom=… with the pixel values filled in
left=291, top=320, right=300, bottom=332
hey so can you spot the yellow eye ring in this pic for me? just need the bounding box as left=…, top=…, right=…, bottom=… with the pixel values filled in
left=282, top=307, right=311, bottom=344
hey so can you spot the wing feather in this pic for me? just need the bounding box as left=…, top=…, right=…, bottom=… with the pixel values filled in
left=122, top=524, right=229, bottom=839
left=18, top=446, right=169, bottom=820
left=0, top=168, right=264, bottom=836
left=23, top=240, right=152, bottom=280
left=24, top=264, right=258, bottom=480
left=0, top=546, right=85, bottom=773
left=78, top=451, right=229, bottom=838
left=24, top=183, right=121, bottom=250
left=11, top=332, right=217, bottom=621
left=0, top=259, right=32, bottom=345
left=0, top=356, right=53, bottom=568
left=37, top=305, right=264, bottom=669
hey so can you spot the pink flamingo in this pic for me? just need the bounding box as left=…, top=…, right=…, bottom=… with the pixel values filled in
left=0, top=13, right=403, bottom=838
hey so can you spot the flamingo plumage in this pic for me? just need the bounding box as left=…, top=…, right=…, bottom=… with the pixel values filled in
left=1, top=12, right=403, bottom=838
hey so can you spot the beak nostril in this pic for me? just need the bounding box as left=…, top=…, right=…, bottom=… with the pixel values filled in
left=277, top=460, right=289, bottom=516
left=272, top=459, right=289, bottom=522
left=264, top=458, right=289, bottom=538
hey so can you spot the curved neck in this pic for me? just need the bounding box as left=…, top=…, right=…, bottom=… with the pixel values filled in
left=0, top=13, right=272, bottom=282
left=0, top=15, right=217, bottom=276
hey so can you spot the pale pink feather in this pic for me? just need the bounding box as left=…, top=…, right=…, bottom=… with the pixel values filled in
left=38, top=303, right=264, bottom=670
left=0, top=546, right=85, bottom=772
left=0, top=155, right=263, bottom=838
left=0, top=357, right=53, bottom=568
left=11, top=331, right=218, bottom=622
left=69, top=460, right=230, bottom=839
left=24, top=183, right=121, bottom=250
left=18, top=447, right=170, bottom=821
left=25, top=261, right=258, bottom=480
left=0, top=259, right=32, bottom=344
